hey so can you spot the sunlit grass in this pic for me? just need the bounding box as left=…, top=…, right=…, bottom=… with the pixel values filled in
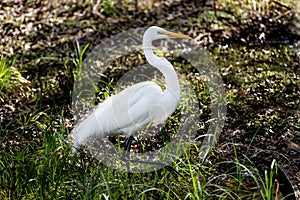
left=0, top=56, right=30, bottom=102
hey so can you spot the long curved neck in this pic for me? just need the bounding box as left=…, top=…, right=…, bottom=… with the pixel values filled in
left=143, top=38, right=180, bottom=99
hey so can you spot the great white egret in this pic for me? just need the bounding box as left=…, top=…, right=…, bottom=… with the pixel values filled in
left=70, top=26, right=192, bottom=173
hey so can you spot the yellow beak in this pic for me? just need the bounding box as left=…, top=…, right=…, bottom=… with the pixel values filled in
left=160, top=30, right=192, bottom=40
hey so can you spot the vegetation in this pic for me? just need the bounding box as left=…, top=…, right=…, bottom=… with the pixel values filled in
left=0, top=0, right=299, bottom=199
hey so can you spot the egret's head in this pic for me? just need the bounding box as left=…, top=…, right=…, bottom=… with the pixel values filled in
left=144, top=26, right=192, bottom=42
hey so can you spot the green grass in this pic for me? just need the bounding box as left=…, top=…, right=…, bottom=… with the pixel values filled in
left=2, top=44, right=296, bottom=199
left=71, top=41, right=90, bottom=82
left=1, top=41, right=299, bottom=199
left=1, top=0, right=299, bottom=199
left=0, top=56, right=30, bottom=102
left=0, top=126, right=280, bottom=199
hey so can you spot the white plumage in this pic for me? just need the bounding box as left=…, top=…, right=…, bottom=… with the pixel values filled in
left=70, top=26, right=191, bottom=153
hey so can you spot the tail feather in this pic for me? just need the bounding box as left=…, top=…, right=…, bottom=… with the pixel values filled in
left=68, top=112, right=101, bottom=153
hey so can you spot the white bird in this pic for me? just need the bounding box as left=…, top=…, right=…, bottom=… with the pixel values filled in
left=70, top=26, right=192, bottom=166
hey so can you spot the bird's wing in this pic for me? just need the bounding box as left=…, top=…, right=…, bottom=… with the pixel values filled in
left=96, top=81, right=163, bottom=135
left=70, top=81, right=163, bottom=152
